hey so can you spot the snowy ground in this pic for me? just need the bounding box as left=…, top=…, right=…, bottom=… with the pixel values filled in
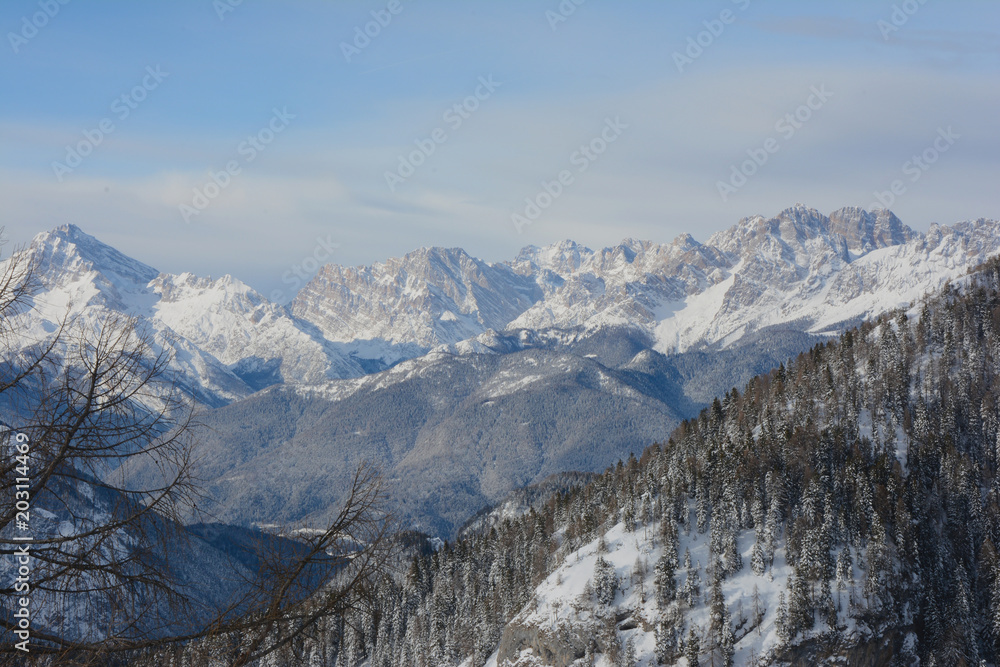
left=481, top=505, right=868, bottom=666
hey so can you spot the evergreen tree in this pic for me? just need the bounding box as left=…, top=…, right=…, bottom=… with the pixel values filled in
left=750, top=539, right=767, bottom=576
left=654, top=552, right=677, bottom=608
left=684, top=626, right=701, bottom=666
left=708, top=566, right=733, bottom=667
left=619, top=635, right=636, bottom=667
left=594, top=556, right=618, bottom=606
left=775, top=592, right=790, bottom=644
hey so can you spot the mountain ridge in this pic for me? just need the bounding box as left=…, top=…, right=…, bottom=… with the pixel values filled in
left=17, top=206, right=1000, bottom=390
left=9, top=205, right=1000, bottom=535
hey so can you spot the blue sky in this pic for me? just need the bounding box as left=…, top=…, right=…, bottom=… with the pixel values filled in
left=1, top=0, right=998, bottom=299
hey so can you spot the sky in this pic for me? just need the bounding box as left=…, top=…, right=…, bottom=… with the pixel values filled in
left=1, top=0, right=998, bottom=301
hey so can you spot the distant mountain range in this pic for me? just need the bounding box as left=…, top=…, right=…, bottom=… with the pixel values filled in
left=7, top=205, right=1000, bottom=535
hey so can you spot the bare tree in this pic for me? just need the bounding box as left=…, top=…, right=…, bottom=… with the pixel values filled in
left=0, top=237, right=391, bottom=665
left=198, top=461, right=392, bottom=667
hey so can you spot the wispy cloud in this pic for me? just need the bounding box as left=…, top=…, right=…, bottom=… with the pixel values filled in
left=756, top=16, right=1000, bottom=54
left=0, top=2, right=997, bottom=297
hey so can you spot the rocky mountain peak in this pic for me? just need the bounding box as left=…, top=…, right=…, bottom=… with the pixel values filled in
left=29, top=224, right=158, bottom=290
left=149, top=272, right=264, bottom=312
left=708, top=206, right=832, bottom=259
left=291, top=243, right=543, bottom=347
left=829, top=206, right=915, bottom=253
left=513, top=239, right=592, bottom=276
left=706, top=206, right=916, bottom=268
left=670, top=232, right=700, bottom=250
left=398, top=245, right=472, bottom=268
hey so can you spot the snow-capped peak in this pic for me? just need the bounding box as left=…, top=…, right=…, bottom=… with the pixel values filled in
left=29, top=224, right=158, bottom=291
left=513, top=239, right=594, bottom=277
left=5, top=226, right=370, bottom=405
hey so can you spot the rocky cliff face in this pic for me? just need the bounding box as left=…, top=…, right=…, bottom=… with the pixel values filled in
left=496, top=620, right=592, bottom=667
left=828, top=206, right=915, bottom=253
left=149, top=271, right=365, bottom=387
left=289, top=246, right=543, bottom=348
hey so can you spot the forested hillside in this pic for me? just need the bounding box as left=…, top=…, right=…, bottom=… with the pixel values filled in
left=168, top=256, right=1000, bottom=665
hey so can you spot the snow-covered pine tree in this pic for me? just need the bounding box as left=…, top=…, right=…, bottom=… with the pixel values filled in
left=594, top=556, right=618, bottom=606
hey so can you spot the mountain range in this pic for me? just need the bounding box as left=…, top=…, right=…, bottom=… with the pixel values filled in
left=6, top=204, right=1000, bottom=535
left=319, top=256, right=1000, bottom=667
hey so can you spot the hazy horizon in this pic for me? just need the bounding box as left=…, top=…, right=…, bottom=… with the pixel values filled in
left=2, top=0, right=998, bottom=297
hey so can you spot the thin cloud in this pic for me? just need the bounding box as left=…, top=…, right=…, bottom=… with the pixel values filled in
left=756, top=16, right=1000, bottom=54
left=358, top=50, right=463, bottom=75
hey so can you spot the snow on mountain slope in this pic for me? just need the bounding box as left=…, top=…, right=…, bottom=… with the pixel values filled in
left=290, top=246, right=543, bottom=349
left=507, top=235, right=731, bottom=334
left=654, top=210, right=1000, bottom=352
left=5, top=225, right=368, bottom=405
left=181, top=345, right=697, bottom=536
left=8, top=225, right=248, bottom=406
left=507, top=206, right=1000, bottom=355
left=487, top=518, right=794, bottom=667
left=513, top=239, right=592, bottom=278
left=150, top=272, right=363, bottom=386
left=23, top=223, right=159, bottom=315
